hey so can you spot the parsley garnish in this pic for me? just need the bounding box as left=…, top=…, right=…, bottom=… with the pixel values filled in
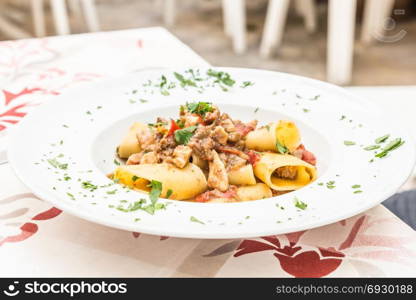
left=375, top=138, right=404, bottom=158
left=67, top=192, right=75, bottom=200
left=375, top=134, right=390, bottom=144
left=132, top=175, right=139, bottom=182
left=174, top=72, right=197, bottom=88
left=82, top=181, right=98, bottom=192
left=364, top=145, right=380, bottom=151
left=294, top=197, right=307, bottom=210
left=344, top=141, right=356, bottom=146
left=241, top=81, right=254, bottom=88
left=166, top=189, right=173, bottom=199
left=207, top=69, right=235, bottom=90
left=326, top=181, right=336, bottom=189
left=351, top=184, right=361, bottom=189
left=185, top=101, right=213, bottom=116
left=276, top=140, right=288, bottom=154
left=190, top=216, right=205, bottom=225
left=47, top=157, right=68, bottom=170
left=174, top=125, right=197, bottom=145
left=113, top=159, right=120, bottom=165
left=148, top=180, right=162, bottom=204
left=116, top=180, right=167, bottom=215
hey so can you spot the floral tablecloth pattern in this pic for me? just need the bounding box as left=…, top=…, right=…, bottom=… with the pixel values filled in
left=0, top=27, right=415, bottom=277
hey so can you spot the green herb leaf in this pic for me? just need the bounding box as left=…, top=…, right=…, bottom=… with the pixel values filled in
left=113, top=159, right=120, bottom=165
left=375, top=138, right=404, bottom=158
left=351, top=184, right=361, bottom=189
left=174, top=72, right=197, bottom=88
left=132, top=175, right=139, bottom=182
left=67, top=192, right=75, bottom=200
left=294, top=198, right=308, bottom=210
left=276, top=140, right=289, bottom=154
left=166, top=189, right=173, bottom=199
left=148, top=180, right=162, bottom=204
left=375, top=134, right=390, bottom=144
left=174, top=125, right=197, bottom=145
left=207, top=69, right=236, bottom=87
left=185, top=102, right=213, bottom=116
left=344, top=141, right=356, bottom=146
left=190, top=216, right=205, bottom=225
left=241, top=81, right=254, bottom=88
left=364, top=145, right=380, bottom=151
left=47, top=158, right=68, bottom=170
left=81, top=181, right=98, bottom=192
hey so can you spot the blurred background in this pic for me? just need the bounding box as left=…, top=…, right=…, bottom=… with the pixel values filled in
left=0, top=0, right=415, bottom=86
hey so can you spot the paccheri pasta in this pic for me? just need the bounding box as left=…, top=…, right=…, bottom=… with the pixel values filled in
left=112, top=102, right=317, bottom=202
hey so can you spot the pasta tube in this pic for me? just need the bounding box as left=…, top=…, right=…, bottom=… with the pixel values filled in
left=114, top=163, right=208, bottom=200
left=254, top=153, right=316, bottom=191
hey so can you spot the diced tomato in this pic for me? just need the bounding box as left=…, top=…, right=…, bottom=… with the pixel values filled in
left=166, top=119, right=180, bottom=137
left=194, top=188, right=237, bottom=202
left=295, top=144, right=316, bottom=166
left=247, top=150, right=260, bottom=166
left=302, top=149, right=316, bottom=166
left=235, top=122, right=255, bottom=136
left=195, top=191, right=211, bottom=202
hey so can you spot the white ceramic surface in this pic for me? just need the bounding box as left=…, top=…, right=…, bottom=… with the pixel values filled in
left=8, top=68, right=415, bottom=239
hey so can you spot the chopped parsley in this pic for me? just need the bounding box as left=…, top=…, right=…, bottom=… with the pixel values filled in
left=302, top=108, right=310, bottom=113
left=310, top=95, right=320, bottom=100
left=106, top=189, right=117, bottom=195
left=326, top=181, right=336, bottom=189
left=116, top=181, right=167, bottom=215
left=185, top=101, right=213, bottom=116
left=254, top=107, right=259, bottom=113
left=47, top=157, right=68, bottom=170
left=294, top=197, right=308, bottom=210
left=190, top=216, right=205, bottom=225
left=353, top=190, right=363, bottom=194
left=344, top=141, right=356, bottom=146
left=276, top=140, right=289, bottom=154
left=241, top=81, right=254, bottom=88
left=174, top=72, right=197, bottom=88
left=166, top=189, right=173, bottom=199
left=375, top=138, right=404, bottom=158
left=132, top=175, right=139, bottom=182
left=174, top=125, right=197, bottom=145
left=351, top=184, right=361, bottom=189
left=113, top=159, right=121, bottom=165
left=148, top=180, right=162, bottom=204
left=375, top=134, right=390, bottom=144
left=81, top=181, right=98, bottom=192
left=364, top=145, right=380, bottom=151
left=67, top=192, right=75, bottom=200
left=207, top=69, right=235, bottom=90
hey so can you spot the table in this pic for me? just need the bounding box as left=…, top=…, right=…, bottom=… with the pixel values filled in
left=1, top=27, right=415, bottom=278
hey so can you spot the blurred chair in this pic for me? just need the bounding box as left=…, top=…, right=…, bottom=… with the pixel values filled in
left=46, top=0, right=100, bottom=35
left=0, top=0, right=99, bottom=39
left=260, top=0, right=396, bottom=85
left=162, top=0, right=246, bottom=54
left=260, top=0, right=316, bottom=58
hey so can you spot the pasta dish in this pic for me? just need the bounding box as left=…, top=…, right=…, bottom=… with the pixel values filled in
left=112, top=102, right=317, bottom=202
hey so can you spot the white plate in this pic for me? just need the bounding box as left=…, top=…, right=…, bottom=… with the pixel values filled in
left=8, top=68, right=415, bottom=239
